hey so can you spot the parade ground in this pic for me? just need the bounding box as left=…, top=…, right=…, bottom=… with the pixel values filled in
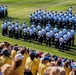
left=0, top=0, right=76, bottom=61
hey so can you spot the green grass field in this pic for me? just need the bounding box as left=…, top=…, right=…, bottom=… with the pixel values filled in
left=0, top=0, right=76, bottom=60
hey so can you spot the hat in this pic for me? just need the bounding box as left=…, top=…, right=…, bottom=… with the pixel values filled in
left=68, top=60, right=71, bottom=63
left=1, top=49, right=10, bottom=57
left=43, top=56, right=50, bottom=61
left=37, top=52, right=43, bottom=57
left=58, top=57, right=62, bottom=61
left=54, top=56, right=58, bottom=61
left=15, top=53, right=24, bottom=59
left=62, top=58, right=67, bottom=62
left=29, top=52, right=35, bottom=55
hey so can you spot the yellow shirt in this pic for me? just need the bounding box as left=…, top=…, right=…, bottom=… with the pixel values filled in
left=1, top=64, right=19, bottom=75
left=16, top=53, right=29, bottom=75
left=38, top=62, right=49, bottom=75
left=25, top=57, right=38, bottom=75
left=0, top=56, right=12, bottom=67
left=64, top=67, right=71, bottom=75
left=11, top=50, right=17, bottom=59
left=35, top=58, right=40, bottom=66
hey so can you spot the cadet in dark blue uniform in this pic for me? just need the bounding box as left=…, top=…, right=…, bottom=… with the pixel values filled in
left=59, top=37, right=64, bottom=52
left=55, top=33, right=59, bottom=48
left=23, top=27, right=27, bottom=41
left=38, top=30, right=42, bottom=44
left=70, top=27, right=75, bottom=46
left=11, top=23, right=15, bottom=37
left=19, top=24, right=22, bottom=38
left=8, top=24, right=12, bottom=37
left=2, top=22, right=5, bottom=36
left=15, top=26, right=18, bottom=39
left=33, top=27, right=37, bottom=41
left=46, top=31, right=51, bottom=46
left=4, top=6, right=8, bottom=17
left=67, top=30, right=71, bottom=48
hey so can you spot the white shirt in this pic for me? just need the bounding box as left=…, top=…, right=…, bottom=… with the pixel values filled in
left=15, top=23, right=18, bottom=27
left=38, top=31, right=42, bottom=37
left=53, top=28, right=58, bottom=33
left=46, top=32, right=50, bottom=38
left=29, top=29, right=33, bottom=36
left=23, top=28, right=27, bottom=33
left=63, top=34, right=68, bottom=43
left=50, top=30, right=54, bottom=36
left=19, top=26, right=22, bottom=30
left=33, top=28, right=37, bottom=33
left=45, top=26, right=50, bottom=32
left=8, top=25, right=12, bottom=30
left=23, top=23, right=26, bottom=28
left=59, top=31, right=63, bottom=38
left=37, top=25, right=41, bottom=31
left=55, top=33, right=59, bottom=39
left=41, top=29, right=46, bottom=35
left=59, top=37, right=64, bottom=43
left=62, top=29, right=67, bottom=35
left=67, top=32, right=71, bottom=39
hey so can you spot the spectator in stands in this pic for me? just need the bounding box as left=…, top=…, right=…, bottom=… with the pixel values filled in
left=0, top=58, right=22, bottom=75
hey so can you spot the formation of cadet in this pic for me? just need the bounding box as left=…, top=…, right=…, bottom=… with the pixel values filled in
left=0, top=5, right=8, bottom=19
left=30, top=7, right=76, bottom=30
left=2, top=20, right=75, bottom=52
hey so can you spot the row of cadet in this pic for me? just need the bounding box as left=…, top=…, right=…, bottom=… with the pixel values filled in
left=0, top=42, right=76, bottom=75
left=0, top=5, right=8, bottom=19
left=30, top=7, right=76, bottom=30
left=2, top=20, right=75, bottom=51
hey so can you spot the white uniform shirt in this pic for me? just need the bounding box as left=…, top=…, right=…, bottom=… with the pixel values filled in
left=67, top=32, right=71, bottom=40
left=8, top=25, right=12, bottom=31
left=53, top=28, right=58, bottom=33
left=23, top=23, right=26, bottom=28
left=59, top=37, right=64, bottom=44
left=33, top=28, right=37, bottom=33
left=19, top=26, right=22, bottom=30
left=50, top=30, right=54, bottom=37
left=62, top=29, right=67, bottom=35
left=55, top=33, right=59, bottom=41
left=63, top=34, right=68, bottom=43
left=41, top=29, right=46, bottom=35
left=15, top=22, right=18, bottom=27
left=37, top=25, right=41, bottom=31
left=46, top=32, right=50, bottom=38
left=38, top=31, right=42, bottom=37
left=45, top=26, right=50, bottom=32
left=23, top=28, right=27, bottom=33
left=29, top=29, right=33, bottom=36
left=59, top=31, right=63, bottom=38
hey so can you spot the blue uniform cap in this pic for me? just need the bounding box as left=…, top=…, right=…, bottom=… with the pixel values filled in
left=29, top=52, right=35, bottom=55
left=1, top=50, right=10, bottom=57
left=68, top=60, right=71, bottom=63
left=62, top=58, right=67, bottom=62
left=43, top=56, right=50, bottom=61
left=54, top=56, right=58, bottom=61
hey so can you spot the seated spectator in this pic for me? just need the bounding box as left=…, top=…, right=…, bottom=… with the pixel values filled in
left=50, top=67, right=60, bottom=75
left=69, top=68, right=76, bottom=75
left=63, top=60, right=71, bottom=75
left=0, top=58, right=22, bottom=75
left=25, top=51, right=38, bottom=75
left=0, top=48, right=12, bottom=67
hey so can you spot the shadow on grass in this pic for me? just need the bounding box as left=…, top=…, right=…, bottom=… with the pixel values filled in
left=0, top=17, right=18, bottom=21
